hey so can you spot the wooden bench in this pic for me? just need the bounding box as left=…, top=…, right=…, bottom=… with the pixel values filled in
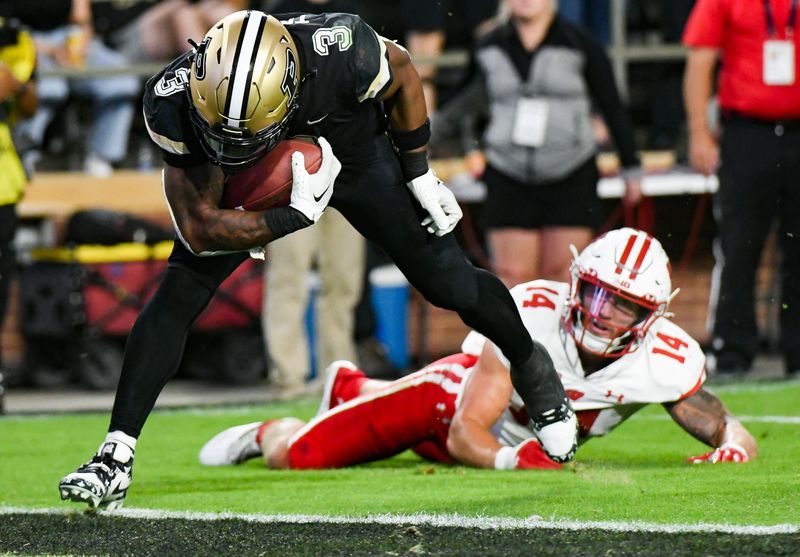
left=18, top=170, right=165, bottom=221
left=17, top=151, right=689, bottom=220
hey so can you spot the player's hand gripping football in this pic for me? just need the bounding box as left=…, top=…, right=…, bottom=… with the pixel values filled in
left=494, top=438, right=563, bottom=470
left=687, top=442, right=749, bottom=464
left=289, top=137, right=341, bottom=223
left=406, top=168, right=463, bottom=236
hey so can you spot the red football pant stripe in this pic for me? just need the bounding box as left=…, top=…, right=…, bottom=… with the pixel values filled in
left=615, top=233, right=638, bottom=275
left=287, top=354, right=476, bottom=469
left=629, top=236, right=651, bottom=279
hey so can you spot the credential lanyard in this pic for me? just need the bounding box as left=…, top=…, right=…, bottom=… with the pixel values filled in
left=764, top=0, right=800, bottom=37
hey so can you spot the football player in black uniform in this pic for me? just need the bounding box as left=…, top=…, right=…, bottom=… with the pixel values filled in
left=59, top=10, right=577, bottom=509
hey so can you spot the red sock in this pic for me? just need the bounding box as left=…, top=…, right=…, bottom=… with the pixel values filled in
left=255, top=420, right=275, bottom=446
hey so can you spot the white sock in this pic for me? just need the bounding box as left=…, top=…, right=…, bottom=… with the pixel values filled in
left=105, top=430, right=138, bottom=451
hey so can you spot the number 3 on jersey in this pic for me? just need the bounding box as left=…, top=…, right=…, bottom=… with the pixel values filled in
left=652, top=332, right=688, bottom=363
left=521, top=286, right=557, bottom=311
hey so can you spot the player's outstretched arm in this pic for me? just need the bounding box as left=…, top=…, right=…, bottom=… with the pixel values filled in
left=664, top=388, right=757, bottom=463
left=447, top=343, right=516, bottom=468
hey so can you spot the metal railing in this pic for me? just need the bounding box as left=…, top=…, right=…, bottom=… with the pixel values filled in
left=40, top=45, right=684, bottom=98
left=38, top=2, right=686, bottom=97
left=610, top=0, right=688, bottom=96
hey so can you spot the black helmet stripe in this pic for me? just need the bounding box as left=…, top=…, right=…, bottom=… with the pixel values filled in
left=225, top=11, right=267, bottom=124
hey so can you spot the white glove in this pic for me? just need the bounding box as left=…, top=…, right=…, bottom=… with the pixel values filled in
left=406, top=168, right=463, bottom=236
left=289, top=136, right=341, bottom=223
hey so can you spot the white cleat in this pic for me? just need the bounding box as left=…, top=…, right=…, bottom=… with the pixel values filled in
left=59, top=441, right=134, bottom=510
left=199, top=421, right=265, bottom=466
left=530, top=398, right=578, bottom=463
left=317, top=360, right=362, bottom=416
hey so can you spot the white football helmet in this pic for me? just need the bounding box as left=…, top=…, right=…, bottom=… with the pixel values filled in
left=563, top=228, right=676, bottom=358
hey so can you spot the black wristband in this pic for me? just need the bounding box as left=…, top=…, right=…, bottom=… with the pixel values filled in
left=399, top=150, right=429, bottom=182
left=263, top=206, right=312, bottom=240
left=390, top=119, right=431, bottom=152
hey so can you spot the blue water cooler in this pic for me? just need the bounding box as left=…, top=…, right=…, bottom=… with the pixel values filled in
left=369, top=265, right=410, bottom=369
left=303, top=265, right=410, bottom=377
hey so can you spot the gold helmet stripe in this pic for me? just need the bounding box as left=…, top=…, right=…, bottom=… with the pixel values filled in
left=226, top=11, right=268, bottom=125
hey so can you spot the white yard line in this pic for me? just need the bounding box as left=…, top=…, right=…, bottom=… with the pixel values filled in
left=1, top=506, right=797, bottom=535
left=710, top=380, right=800, bottom=394
left=638, top=415, right=800, bottom=424
left=5, top=410, right=799, bottom=424
left=736, top=415, right=800, bottom=424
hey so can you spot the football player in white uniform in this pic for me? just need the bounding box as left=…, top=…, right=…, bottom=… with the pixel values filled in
left=201, top=228, right=756, bottom=470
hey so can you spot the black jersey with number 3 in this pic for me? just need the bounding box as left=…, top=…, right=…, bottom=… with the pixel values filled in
left=143, top=12, right=394, bottom=169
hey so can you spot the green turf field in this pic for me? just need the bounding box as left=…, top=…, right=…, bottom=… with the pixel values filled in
left=1, top=381, right=799, bottom=555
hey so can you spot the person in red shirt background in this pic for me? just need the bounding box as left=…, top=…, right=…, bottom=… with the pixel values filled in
left=683, top=0, right=800, bottom=380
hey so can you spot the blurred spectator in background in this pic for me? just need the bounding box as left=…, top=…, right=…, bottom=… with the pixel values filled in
left=0, top=2, right=72, bottom=31
left=262, top=0, right=364, bottom=399
left=558, top=0, right=610, bottom=44
left=352, top=242, right=400, bottom=378
left=349, top=0, right=406, bottom=41
left=401, top=0, right=500, bottom=113
left=93, top=0, right=247, bottom=64
left=684, top=0, right=800, bottom=381
left=263, top=208, right=364, bottom=399
left=0, top=16, right=38, bottom=411
left=434, top=0, right=641, bottom=287
left=15, top=0, right=140, bottom=176
left=648, top=0, right=695, bottom=151
left=268, top=0, right=358, bottom=14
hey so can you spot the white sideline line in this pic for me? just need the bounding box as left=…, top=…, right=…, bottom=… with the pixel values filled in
left=1, top=507, right=797, bottom=535
left=710, top=380, right=800, bottom=394
left=5, top=411, right=799, bottom=424
left=639, top=415, right=800, bottom=425
left=738, top=415, right=800, bottom=424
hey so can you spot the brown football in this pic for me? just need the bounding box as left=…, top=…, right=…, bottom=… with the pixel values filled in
left=222, top=136, right=322, bottom=211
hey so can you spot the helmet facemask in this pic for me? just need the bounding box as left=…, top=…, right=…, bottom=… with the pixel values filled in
left=562, top=228, right=676, bottom=359
left=567, top=275, right=662, bottom=358
left=188, top=97, right=298, bottom=169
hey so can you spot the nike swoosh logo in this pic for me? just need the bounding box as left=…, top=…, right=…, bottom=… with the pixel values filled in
left=313, top=185, right=331, bottom=202
left=306, top=113, right=329, bottom=125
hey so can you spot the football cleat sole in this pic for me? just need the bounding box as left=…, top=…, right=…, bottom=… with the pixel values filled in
left=59, top=479, right=128, bottom=510
left=60, top=484, right=102, bottom=508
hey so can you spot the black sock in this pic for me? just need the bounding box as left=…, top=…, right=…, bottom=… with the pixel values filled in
left=509, top=341, right=567, bottom=417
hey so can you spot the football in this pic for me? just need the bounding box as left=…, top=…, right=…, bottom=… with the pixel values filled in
left=221, top=136, right=323, bottom=211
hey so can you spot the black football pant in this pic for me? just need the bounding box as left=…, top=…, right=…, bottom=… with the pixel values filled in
left=109, top=135, right=565, bottom=437
left=711, top=116, right=800, bottom=370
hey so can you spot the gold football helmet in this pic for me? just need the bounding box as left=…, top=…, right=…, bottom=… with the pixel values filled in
left=188, top=10, right=300, bottom=168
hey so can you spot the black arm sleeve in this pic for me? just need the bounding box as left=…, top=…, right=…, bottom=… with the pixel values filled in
left=576, top=30, right=639, bottom=168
